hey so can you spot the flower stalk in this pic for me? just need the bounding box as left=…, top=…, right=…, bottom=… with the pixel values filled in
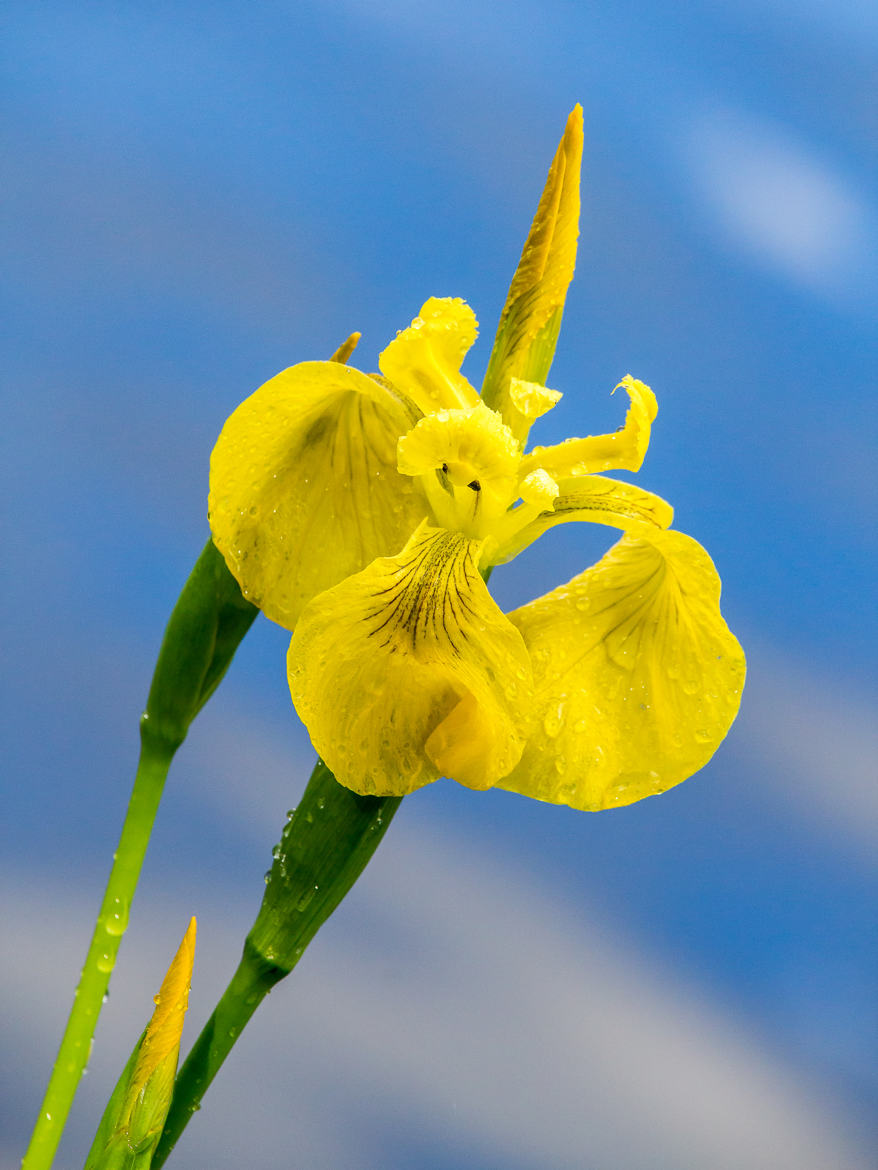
left=23, top=542, right=257, bottom=1170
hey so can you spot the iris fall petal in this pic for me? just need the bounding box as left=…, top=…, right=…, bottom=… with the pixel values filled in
left=499, top=527, right=745, bottom=810
left=288, top=523, right=534, bottom=796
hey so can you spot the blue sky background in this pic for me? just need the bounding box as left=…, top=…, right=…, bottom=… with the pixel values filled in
left=3, top=2, right=876, bottom=1167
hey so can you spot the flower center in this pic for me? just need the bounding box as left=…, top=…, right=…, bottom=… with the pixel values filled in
left=397, top=404, right=522, bottom=538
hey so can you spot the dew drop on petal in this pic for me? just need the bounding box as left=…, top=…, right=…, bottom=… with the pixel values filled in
left=543, top=700, right=566, bottom=738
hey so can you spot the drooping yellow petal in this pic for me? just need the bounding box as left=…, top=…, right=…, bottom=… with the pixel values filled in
left=379, top=297, right=481, bottom=415
left=481, top=106, right=583, bottom=440
left=488, top=474, right=673, bottom=565
left=209, top=361, right=427, bottom=629
left=288, top=523, right=533, bottom=796
left=499, top=528, right=745, bottom=810
left=519, top=376, right=658, bottom=479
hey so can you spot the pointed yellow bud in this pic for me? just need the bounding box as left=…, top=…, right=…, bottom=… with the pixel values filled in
left=120, top=919, right=196, bottom=1157
left=85, top=920, right=197, bottom=1168
left=126, top=917, right=196, bottom=1111
left=481, top=106, right=583, bottom=440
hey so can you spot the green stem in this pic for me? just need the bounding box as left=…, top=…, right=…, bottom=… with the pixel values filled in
left=23, top=744, right=173, bottom=1170
left=153, top=760, right=401, bottom=1167
left=24, top=541, right=258, bottom=1170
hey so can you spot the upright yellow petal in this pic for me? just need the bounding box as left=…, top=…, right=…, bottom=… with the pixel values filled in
left=519, top=376, right=658, bottom=478
left=379, top=297, right=481, bottom=415
left=481, top=106, right=583, bottom=440
left=499, top=528, right=745, bottom=810
left=288, top=523, right=533, bottom=796
left=209, top=361, right=427, bottom=629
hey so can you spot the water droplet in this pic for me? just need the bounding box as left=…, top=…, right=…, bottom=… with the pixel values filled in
left=295, top=885, right=319, bottom=912
left=694, top=728, right=712, bottom=744
left=102, top=896, right=129, bottom=937
left=96, top=952, right=113, bottom=974
left=543, top=700, right=566, bottom=738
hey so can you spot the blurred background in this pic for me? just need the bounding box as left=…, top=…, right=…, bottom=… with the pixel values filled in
left=3, top=2, right=876, bottom=1167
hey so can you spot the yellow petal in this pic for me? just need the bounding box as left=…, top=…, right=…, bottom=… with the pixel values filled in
left=209, top=361, right=427, bottom=629
left=288, top=523, right=533, bottom=796
left=500, top=528, right=745, bottom=810
left=489, top=474, right=673, bottom=565
left=481, top=106, right=583, bottom=440
left=519, top=376, right=658, bottom=479
left=379, top=297, right=481, bottom=415
left=508, top=377, right=563, bottom=424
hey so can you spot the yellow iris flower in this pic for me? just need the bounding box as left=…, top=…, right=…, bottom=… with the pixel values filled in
left=208, top=109, right=744, bottom=810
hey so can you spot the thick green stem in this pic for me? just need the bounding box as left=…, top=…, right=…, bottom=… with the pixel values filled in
left=23, top=541, right=258, bottom=1170
left=153, top=761, right=401, bottom=1167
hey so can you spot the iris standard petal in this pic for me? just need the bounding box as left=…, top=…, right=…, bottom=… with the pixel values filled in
left=499, top=527, right=745, bottom=810
left=288, top=523, right=534, bottom=797
left=378, top=297, right=481, bottom=415
left=519, top=376, right=657, bottom=478
left=209, top=360, right=427, bottom=630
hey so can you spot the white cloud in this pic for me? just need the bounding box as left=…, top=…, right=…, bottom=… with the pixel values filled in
left=733, top=642, right=878, bottom=859
left=5, top=823, right=871, bottom=1170
left=680, top=108, right=876, bottom=301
